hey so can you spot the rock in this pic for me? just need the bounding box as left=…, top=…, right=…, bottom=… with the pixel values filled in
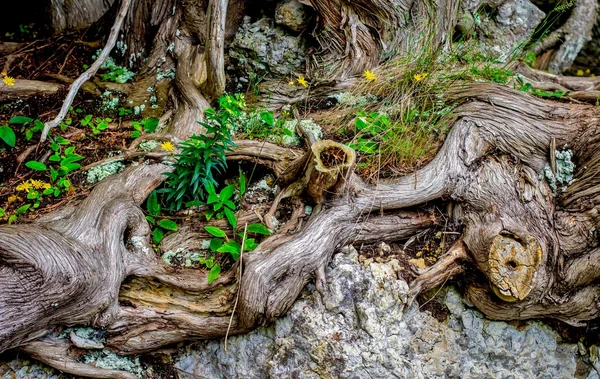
left=275, top=0, right=311, bottom=32
left=175, top=250, right=587, bottom=378
left=228, top=17, right=306, bottom=77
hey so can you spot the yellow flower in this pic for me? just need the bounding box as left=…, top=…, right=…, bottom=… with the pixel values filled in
left=2, top=76, right=15, bottom=86
left=363, top=70, right=377, bottom=81
left=586, top=69, right=591, bottom=74
left=576, top=69, right=584, bottom=76
left=288, top=81, right=295, bottom=86
left=0, top=71, right=6, bottom=77
left=161, top=141, right=175, bottom=152
left=297, top=75, right=308, bottom=88
left=7, top=195, right=17, bottom=204
left=16, top=181, right=33, bottom=192
left=413, top=73, right=428, bottom=81
left=42, top=183, right=51, bottom=189
left=30, top=180, right=43, bottom=189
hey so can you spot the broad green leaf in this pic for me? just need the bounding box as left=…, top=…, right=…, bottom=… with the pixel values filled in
left=223, top=207, right=237, bottom=229
left=209, top=238, right=223, bottom=252
left=219, top=184, right=235, bottom=201
left=143, top=118, right=159, bottom=132
left=153, top=228, right=164, bottom=244
left=247, top=223, right=271, bottom=235
left=217, top=241, right=241, bottom=260
left=25, top=161, right=47, bottom=171
left=207, top=262, right=221, bottom=284
left=0, top=208, right=4, bottom=217
left=157, top=219, right=178, bottom=231
left=9, top=116, right=33, bottom=125
left=243, top=238, right=259, bottom=251
left=205, top=225, right=227, bottom=238
left=145, top=215, right=156, bottom=225
left=0, top=126, right=16, bottom=147
left=260, top=111, right=275, bottom=126
left=147, top=191, right=161, bottom=216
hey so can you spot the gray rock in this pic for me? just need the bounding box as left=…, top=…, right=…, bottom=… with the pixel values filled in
left=228, top=17, right=306, bottom=77
left=176, top=248, right=588, bottom=379
left=275, top=0, right=311, bottom=32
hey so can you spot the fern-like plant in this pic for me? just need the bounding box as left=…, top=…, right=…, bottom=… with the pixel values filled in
left=162, top=108, right=236, bottom=211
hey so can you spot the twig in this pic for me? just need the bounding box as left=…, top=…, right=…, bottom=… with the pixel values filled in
left=224, top=223, right=247, bottom=352
left=40, top=0, right=132, bottom=141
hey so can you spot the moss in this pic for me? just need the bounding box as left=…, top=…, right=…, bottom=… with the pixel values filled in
left=87, top=161, right=126, bottom=184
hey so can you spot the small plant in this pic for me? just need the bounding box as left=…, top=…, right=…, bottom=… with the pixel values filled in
left=81, top=115, right=112, bottom=134
left=0, top=125, right=15, bottom=147
left=131, top=118, right=159, bottom=138
left=470, top=65, right=513, bottom=84
left=93, top=51, right=136, bottom=83
left=161, top=107, right=236, bottom=211
left=145, top=190, right=179, bottom=244
left=24, top=138, right=83, bottom=199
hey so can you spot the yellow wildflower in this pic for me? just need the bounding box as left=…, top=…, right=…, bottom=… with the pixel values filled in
left=2, top=75, right=15, bottom=86
left=586, top=69, right=591, bottom=74
left=576, top=69, right=584, bottom=76
left=30, top=180, right=44, bottom=189
left=413, top=73, right=428, bottom=82
left=16, top=181, right=33, bottom=192
left=0, top=72, right=6, bottom=77
left=7, top=195, right=17, bottom=204
left=161, top=141, right=175, bottom=152
left=363, top=70, right=377, bottom=81
left=42, top=182, right=51, bottom=189
left=297, top=75, right=308, bottom=88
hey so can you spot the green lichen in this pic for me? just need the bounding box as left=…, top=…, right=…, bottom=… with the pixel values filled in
left=332, top=92, right=378, bottom=107
left=82, top=350, right=143, bottom=377
left=540, top=147, right=575, bottom=195
left=139, top=140, right=161, bottom=151
left=87, top=161, right=126, bottom=184
left=280, top=119, right=323, bottom=145
left=162, top=248, right=203, bottom=267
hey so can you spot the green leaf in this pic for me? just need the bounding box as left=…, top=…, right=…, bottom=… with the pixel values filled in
left=9, top=116, right=33, bottom=125
left=15, top=204, right=31, bottom=215
left=25, top=161, right=47, bottom=171
left=224, top=207, right=237, bottom=229
left=49, top=154, right=61, bottom=162
left=207, top=262, right=221, bottom=284
left=153, top=228, right=164, bottom=244
left=147, top=191, right=161, bottom=216
left=209, top=238, right=223, bottom=252
left=157, top=219, right=178, bottom=231
left=243, top=238, right=259, bottom=251
left=247, top=223, right=271, bottom=235
left=205, top=225, right=227, bottom=238
left=145, top=215, right=156, bottom=225
left=239, top=169, right=247, bottom=195
left=219, top=184, right=235, bottom=201
left=217, top=241, right=241, bottom=260
left=0, top=208, right=4, bottom=217
left=142, top=118, right=159, bottom=132
left=0, top=126, right=16, bottom=147
left=260, top=111, right=275, bottom=126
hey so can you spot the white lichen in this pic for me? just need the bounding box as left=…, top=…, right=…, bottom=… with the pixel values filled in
left=280, top=119, right=323, bottom=145
left=82, top=350, right=143, bottom=377
left=87, top=161, right=126, bottom=184
left=332, top=92, right=378, bottom=107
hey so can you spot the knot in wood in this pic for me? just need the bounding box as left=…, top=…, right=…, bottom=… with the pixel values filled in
left=487, top=234, right=542, bottom=302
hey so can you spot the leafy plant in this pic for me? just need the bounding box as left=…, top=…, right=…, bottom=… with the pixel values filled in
left=24, top=138, right=83, bottom=198
left=81, top=115, right=112, bottom=134
left=144, top=190, right=179, bottom=244
left=161, top=107, right=236, bottom=211
left=131, top=118, right=159, bottom=138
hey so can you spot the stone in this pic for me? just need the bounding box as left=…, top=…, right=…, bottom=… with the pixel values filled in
left=275, top=0, right=311, bottom=32
left=175, top=251, right=589, bottom=379
left=228, top=17, right=306, bottom=77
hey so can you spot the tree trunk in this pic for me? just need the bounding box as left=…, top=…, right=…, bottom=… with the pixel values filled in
left=2, top=0, right=600, bottom=377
